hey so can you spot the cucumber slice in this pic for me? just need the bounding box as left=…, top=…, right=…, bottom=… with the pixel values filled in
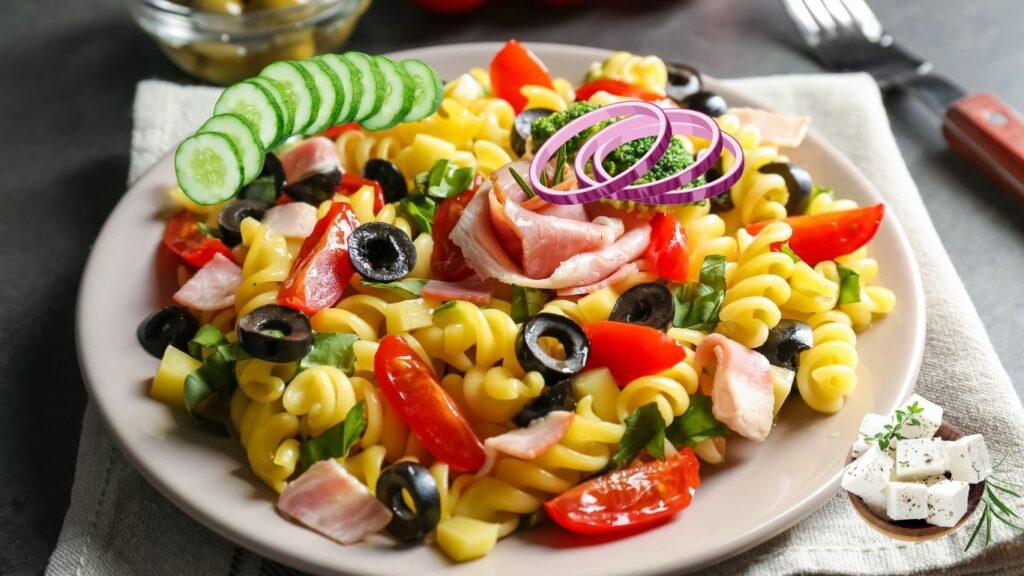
left=197, top=113, right=265, bottom=182
left=342, top=51, right=384, bottom=123
left=213, top=80, right=283, bottom=149
left=260, top=61, right=320, bottom=135
left=401, top=59, right=443, bottom=122
left=299, top=59, right=343, bottom=135
left=175, top=132, right=244, bottom=206
left=360, top=56, right=415, bottom=131
left=250, top=76, right=295, bottom=137
left=316, top=54, right=362, bottom=125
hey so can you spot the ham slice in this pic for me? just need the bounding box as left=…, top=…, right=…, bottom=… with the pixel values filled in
left=277, top=459, right=392, bottom=545
left=421, top=279, right=492, bottom=304
left=279, top=137, right=341, bottom=184
left=263, top=202, right=318, bottom=239
left=477, top=411, right=574, bottom=476
left=555, top=261, right=641, bottom=296
left=729, top=108, right=810, bottom=148
left=173, top=253, right=242, bottom=311
left=694, top=334, right=774, bottom=442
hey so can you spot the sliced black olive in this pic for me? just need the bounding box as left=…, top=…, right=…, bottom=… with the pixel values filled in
left=681, top=90, right=728, bottom=118
left=282, top=166, right=342, bottom=205
left=376, top=462, right=441, bottom=542
left=666, top=62, right=703, bottom=105
left=515, top=313, right=590, bottom=381
left=237, top=305, right=313, bottom=363
left=755, top=319, right=813, bottom=371
left=137, top=306, right=199, bottom=358
left=702, top=163, right=735, bottom=214
left=757, top=162, right=813, bottom=215
left=348, top=222, right=417, bottom=282
left=511, top=107, right=557, bottom=157
left=512, top=381, right=577, bottom=428
left=609, top=282, right=675, bottom=331
left=217, top=199, right=271, bottom=246
left=363, top=159, right=409, bottom=203
left=260, top=152, right=286, bottom=191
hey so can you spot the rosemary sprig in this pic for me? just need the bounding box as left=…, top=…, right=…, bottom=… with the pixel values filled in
left=509, top=167, right=537, bottom=199
left=965, top=454, right=1024, bottom=551
left=538, top=145, right=567, bottom=189
left=865, top=401, right=923, bottom=450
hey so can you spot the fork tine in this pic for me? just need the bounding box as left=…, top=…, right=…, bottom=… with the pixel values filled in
left=800, top=0, right=838, bottom=34
left=821, top=0, right=855, bottom=29
left=838, top=0, right=885, bottom=42
left=780, top=0, right=822, bottom=45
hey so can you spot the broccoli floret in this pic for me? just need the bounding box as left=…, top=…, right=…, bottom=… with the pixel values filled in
left=530, top=102, right=601, bottom=156
left=601, top=136, right=706, bottom=187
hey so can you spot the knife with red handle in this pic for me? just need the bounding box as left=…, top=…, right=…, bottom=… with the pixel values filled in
left=942, top=93, right=1024, bottom=201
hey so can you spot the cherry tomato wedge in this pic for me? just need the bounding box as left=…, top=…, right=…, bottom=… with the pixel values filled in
left=645, top=213, right=689, bottom=283
left=374, top=335, right=486, bottom=472
left=583, top=321, right=687, bottom=385
left=430, top=173, right=484, bottom=281
left=745, top=203, right=884, bottom=266
left=337, top=172, right=385, bottom=213
left=278, top=202, right=360, bottom=314
left=574, top=79, right=664, bottom=103
left=162, top=210, right=235, bottom=268
left=490, top=39, right=553, bottom=113
left=544, top=448, right=701, bottom=535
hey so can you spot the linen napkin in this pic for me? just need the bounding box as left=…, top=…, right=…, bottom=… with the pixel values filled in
left=48, top=75, right=1024, bottom=576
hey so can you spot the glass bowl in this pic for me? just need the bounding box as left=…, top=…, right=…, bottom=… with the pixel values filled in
left=126, top=0, right=373, bottom=85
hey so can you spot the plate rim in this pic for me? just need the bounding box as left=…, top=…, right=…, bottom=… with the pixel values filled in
left=76, top=41, right=926, bottom=576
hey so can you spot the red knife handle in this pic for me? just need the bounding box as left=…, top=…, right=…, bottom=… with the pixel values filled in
left=942, top=92, right=1024, bottom=202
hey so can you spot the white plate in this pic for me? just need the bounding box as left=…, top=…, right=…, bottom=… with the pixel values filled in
left=77, top=42, right=925, bottom=576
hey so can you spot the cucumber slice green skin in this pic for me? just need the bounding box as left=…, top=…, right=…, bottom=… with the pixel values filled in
left=175, top=132, right=245, bottom=206
left=315, top=54, right=362, bottom=125
left=213, top=80, right=283, bottom=150
left=250, top=76, right=295, bottom=139
left=401, top=59, right=444, bottom=122
left=299, top=59, right=344, bottom=135
left=197, top=113, right=265, bottom=182
left=260, top=61, right=321, bottom=135
left=360, top=56, right=416, bottom=132
left=343, top=52, right=385, bottom=123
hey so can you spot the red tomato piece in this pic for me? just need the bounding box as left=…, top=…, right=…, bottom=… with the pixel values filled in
left=337, top=172, right=385, bottom=213
left=374, top=335, right=486, bottom=472
left=321, top=122, right=361, bottom=140
left=745, top=204, right=885, bottom=266
left=412, top=0, right=486, bottom=12
left=574, top=79, right=664, bottom=103
left=490, top=39, right=553, bottom=113
left=645, top=213, right=689, bottom=283
left=162, top=210, right=235, bottom=268
left=430, top=173, right=484, bottom=281
left=545, top=449, right=701, bottom=535
left=583, top=321, right=687, bottom=385
left=277, top=202, right=361, bottom=314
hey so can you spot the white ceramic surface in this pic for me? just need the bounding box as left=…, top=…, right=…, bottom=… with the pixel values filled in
left=77, top=43, right=926, bottom=576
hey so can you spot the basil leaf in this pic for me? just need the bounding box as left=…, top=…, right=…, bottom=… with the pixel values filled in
left=189, top=324, right=227, bottom=359
left=182, top=343, right=240, bottom=437
left=836, top=263, right=862, bottom=305
left=184, top=371, right=229, bottom=436
left=422, top=159, right=475, bottom=199
left=399, top=194, right=437, bottom=235
left=241, top=176, right=279, bottom=204
left=803, top=185, right=834, bottom=214
left=671, top=255, right=727, bottom=331
left=511, top=286, right=550, bottom=323
left=299, top=401, right=367, bottom=469
left=604, top=403, right=666, bottom=472
left=195, top=221, right=222, bottom=240
left=780, top=242, right=802, bottom=263
left=300, top=333, right=360, bottom=375
left=666, top=395, right=729, bottom=447
left=362, top=278, right=428, bottom=299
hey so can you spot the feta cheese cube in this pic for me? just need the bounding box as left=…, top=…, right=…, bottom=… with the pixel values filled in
left=921, top=475, right=948, bottom=486
left=842, top=444, right=893, bottom=499
left=898, top=394, right=943, bottom=440
left=944, top=434, right=992, bottom=483
left=895, top=437, right=946, bottom=480
left=860, top=486, right=890, bottom=518
left=887, top=481, right=929, bottom=521
left=852, top=413, right=890, bottom=458
left=927, top=480, right=970, bottom=527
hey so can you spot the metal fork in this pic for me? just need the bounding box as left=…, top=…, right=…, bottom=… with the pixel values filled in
left=781, top=0, right=1024, bottom=201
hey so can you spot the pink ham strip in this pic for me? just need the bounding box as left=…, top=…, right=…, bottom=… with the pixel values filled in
left=279, top=136, right=342, bottom=185
left=173, top=253, right=242, bottom=311
left=421, top=279, right=492, bottom=305
left=263, top=202, right=318, bottom=239
left=729, top=107, right=811, bottom=148
left=477, top=411, right=574, bottom=477
left=277, top=459, right=392, bottom=545
left=555, top=261, right=640, bottom=297
left=694, top=334, right=774, bottom=442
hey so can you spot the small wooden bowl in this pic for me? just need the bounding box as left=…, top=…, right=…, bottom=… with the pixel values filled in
left=847, top=422, right=985, bottom=541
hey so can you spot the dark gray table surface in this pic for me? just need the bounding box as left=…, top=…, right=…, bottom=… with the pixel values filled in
left=1, top=0, right=1021, bottom=573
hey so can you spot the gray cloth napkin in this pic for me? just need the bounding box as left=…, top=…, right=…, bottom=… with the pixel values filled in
left=48, top=76, right=1024, bottom=576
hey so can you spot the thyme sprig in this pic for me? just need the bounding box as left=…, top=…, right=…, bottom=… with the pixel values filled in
left=965, top=454, right=1024, bottom=550
left=865, top=401, right=923, bottom=450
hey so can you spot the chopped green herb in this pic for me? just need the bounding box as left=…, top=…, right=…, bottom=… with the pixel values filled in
left=362, top=278, right=428, bottom=299
left=551, top=145, right=567, bottom=185
left=671, top=255, right=727, bottom=331
left=184, top=370, right=229, bottom=436
left=195, top=221, right=222, bottom=239
left=182, top=339, right=243, bottom=436
left=508, top=167, right=537, bottom=199
left=780, top=242, right=802, bottom=263
left=299, top=401, right=367, bottom=470
left=419, top=159, right=475, bottom=200
left=433, top=301, right=458, bottom=314
left=188, top=324, right=227, bottom=359
left=300, top=333, right=360, bottom=375
left=603, top=403, right=666, bottom=472
left=965, top=455, right=1024, bottom=550
left=261, top=328, right=286, bottom=339
left=399, top=194, right=437, bottom=235
left=803, top=185, right=835, bottom=214
left=836, top=263, right=862, bottom=305
left=511, top=286, right=550, bottom=323
left=666, top=395, right=730, bottom=448
left=865, top=402, right=923, bottom=451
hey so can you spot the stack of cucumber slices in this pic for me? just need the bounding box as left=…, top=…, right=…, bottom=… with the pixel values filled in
left=175, top=52, right=443, bottom=206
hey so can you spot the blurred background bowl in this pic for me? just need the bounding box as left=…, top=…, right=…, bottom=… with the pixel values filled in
left=126, top=0, right=373, bottom=85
